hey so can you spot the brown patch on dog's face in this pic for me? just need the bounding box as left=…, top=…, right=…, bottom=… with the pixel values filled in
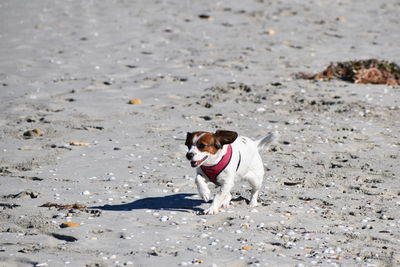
left=196, top=133, right=218, bottom=154
left=185, top=131, right=219, bottom=154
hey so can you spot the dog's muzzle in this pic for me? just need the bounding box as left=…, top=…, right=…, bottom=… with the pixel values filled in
left=190, top=155, right=208, bottom=168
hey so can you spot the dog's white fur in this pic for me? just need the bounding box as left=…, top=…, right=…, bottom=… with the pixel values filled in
left=186, top=131, right=278, bottom=215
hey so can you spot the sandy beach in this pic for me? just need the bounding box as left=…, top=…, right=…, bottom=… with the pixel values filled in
left=1, top=0, right=400, bottom=266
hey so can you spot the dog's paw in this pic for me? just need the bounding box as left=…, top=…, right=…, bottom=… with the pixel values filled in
left=203, top=206, right=219, bottom=215
left=221, top=199, right=231, bottom=209
left=200, top=189, right=211, bottom=202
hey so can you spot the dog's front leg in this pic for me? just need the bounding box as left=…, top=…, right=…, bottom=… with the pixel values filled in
left=204, top=182, right=234, bottom=215
left=195, top=174, right=211, bottom=202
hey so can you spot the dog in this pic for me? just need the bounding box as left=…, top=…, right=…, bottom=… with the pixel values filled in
left=185, top=130, right=277, bottom=215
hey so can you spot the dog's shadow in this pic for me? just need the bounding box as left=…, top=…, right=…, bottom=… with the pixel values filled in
left=90, top=193, right=204, bottom=213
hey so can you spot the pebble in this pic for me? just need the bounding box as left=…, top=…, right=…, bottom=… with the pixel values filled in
left=128, top=98, right=142, bottom=104
left=70, top=141, right=90, bottom=146
left=242, top=245, right=252, bottom=251
left=265, top=29, right=276, bottom=35
left=160, top=216, right=169, bottom=222
left=60, top=222, right=80, bottom=228
left=257, top=223, right=265, bottom=228
left=23, top=128, right=45, bottom=137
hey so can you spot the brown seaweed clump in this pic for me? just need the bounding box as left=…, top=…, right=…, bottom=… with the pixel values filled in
left=40, top=202, right=87, bottom=210
left=298, top=59, right=400, bottom=86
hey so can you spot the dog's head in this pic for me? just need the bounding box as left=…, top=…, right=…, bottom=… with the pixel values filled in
left=185, top=130, right=238, bottom=168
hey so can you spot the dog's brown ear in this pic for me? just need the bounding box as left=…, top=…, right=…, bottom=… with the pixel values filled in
left=185, top=132, right=194, bottom=147
left=214, top=130, right=238, bottom=149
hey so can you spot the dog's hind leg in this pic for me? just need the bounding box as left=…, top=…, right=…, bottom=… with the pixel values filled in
left=249, top=180, right=261, bottom=207
left=246, top=169, right=264, bottom=207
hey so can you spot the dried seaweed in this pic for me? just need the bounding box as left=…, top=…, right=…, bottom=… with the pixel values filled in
left=298, top=59, right=400, bottom=85
left=40, top=202, right=86, bottom=210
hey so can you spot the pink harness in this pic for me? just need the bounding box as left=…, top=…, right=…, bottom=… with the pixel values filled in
left=200, top=145, right=241, bottom=185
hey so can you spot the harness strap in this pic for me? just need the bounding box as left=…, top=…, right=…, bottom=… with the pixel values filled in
left=236, top=151, right=241, bottom=171
left=201, top=145, right=240, bottom=185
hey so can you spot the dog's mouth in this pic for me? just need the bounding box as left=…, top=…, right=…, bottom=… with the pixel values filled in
left=190, top=156, right=208, bottom=168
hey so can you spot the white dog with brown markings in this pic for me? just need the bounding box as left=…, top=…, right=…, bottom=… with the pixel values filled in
left=185, top=130, right=278, bottom=215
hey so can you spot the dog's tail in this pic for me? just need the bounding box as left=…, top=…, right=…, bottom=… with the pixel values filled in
left=255, top=132, right=279, bottom=150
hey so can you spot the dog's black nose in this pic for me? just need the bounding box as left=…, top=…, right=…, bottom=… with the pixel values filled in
left=186, top=152, right=194, bottom=160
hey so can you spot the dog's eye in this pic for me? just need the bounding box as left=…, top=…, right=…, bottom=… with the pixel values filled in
left=197, top=143, right=206, bottom=149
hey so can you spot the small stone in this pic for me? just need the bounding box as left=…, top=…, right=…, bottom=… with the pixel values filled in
left=240, top=223, right=250, bottom=229
left=265, top=29, right=275, bottom=35
left=200, top=115, right=212, bottom=121
left=23, top=128, right=44, bottom=137
left=257, top=223, right=265, bottom=228
left=204, top=102, right=212, bottom=108
left=198, top=14, right=213, bottom=21
left=128, top=98, right=142, bottom=104
left=160, top=216, right=169, bottom=222
left=242, top=245, right=252, bottom=251
left=336, top=17, right=346, bottom=22
left=60, top=222, right=80, bottom=228
left=70, top=141, right=90, bottom=146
